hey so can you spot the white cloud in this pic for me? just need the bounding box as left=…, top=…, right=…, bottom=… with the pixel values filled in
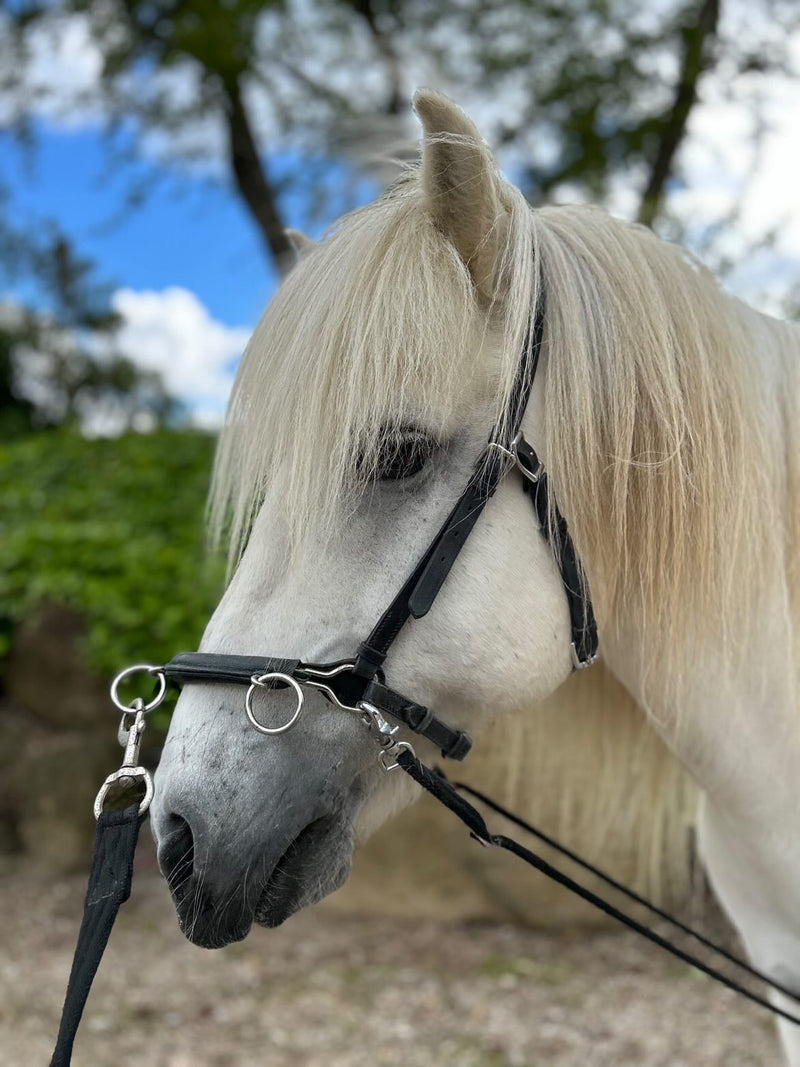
left=1, top=13, right=106, bottom=129
left=0, top=9, right=225, bottom=171
left=111, top=287, right=252, bottom=419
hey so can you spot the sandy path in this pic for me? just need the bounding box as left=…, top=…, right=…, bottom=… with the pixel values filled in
left=1, top=842, right=781, bottom=1067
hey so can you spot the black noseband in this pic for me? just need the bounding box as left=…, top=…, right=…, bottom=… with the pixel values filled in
left=162, top=652, right=473, bottom=760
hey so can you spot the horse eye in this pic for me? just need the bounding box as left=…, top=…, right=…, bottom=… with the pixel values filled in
left=376, top=430, right=432, bottom=481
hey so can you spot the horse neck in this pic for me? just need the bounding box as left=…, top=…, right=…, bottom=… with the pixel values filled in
left=742, top=302, right=800, bottom=612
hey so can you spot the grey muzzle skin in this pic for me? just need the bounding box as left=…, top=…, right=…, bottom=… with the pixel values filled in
left=150, top=671, right=377, bottom=947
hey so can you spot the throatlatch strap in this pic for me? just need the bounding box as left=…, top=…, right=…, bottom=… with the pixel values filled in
left=50, top=805, right=141, bottom=1067
left=396, top=750, right=800, bottom=1026
left=526, top=474, right=598, bottom=666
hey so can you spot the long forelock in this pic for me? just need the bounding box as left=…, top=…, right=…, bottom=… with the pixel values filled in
left=209, top=175, right=529, bottom=569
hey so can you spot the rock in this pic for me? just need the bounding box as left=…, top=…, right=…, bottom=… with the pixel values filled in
left=0, top=706, right=27, bottom=856
left=0, top=603, right=165, bottom=873
left=5, top=603, right=111, bottom=729
left=12, top=730, right=121, bottom=873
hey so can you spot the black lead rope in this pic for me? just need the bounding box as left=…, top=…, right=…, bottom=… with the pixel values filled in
left=50, top=806, right=142, bottom=1067
left=396, top=749, right=800, bottom=1026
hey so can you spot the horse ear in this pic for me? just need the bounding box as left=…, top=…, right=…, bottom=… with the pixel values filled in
left=413, top=88, right=505, bottom=299
left=285, top=228, right=318, bottom=259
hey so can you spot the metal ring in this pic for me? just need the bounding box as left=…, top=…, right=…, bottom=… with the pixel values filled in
left=245, top=672, right=304, bottom=735
left=93, top=767, right=154, bottom=820
left=110, top=665, right=167, bottom=714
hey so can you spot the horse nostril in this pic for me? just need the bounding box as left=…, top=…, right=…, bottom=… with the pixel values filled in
left=157, top=812, right=195, bottom=893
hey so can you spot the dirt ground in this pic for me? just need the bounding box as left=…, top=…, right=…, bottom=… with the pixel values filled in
left=1, top=838, right=782, bottom=1067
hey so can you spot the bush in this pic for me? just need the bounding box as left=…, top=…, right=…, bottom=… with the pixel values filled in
left=0, top=429, right=225, bottom=697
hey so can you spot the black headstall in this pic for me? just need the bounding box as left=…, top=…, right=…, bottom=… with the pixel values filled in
left=162, top=303, right=598, bottom=761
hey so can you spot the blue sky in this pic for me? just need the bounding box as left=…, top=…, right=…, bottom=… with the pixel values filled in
left=0, top=123, right=370, bottom=324
left=0, top=120, right=379, bottom=424
left=2, top=126, right=271, bottom=324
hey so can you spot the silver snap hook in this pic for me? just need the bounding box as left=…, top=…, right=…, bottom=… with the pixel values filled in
left=245, top=672, right=305, bottom=735
left=94, top=698, right=154, bottom=819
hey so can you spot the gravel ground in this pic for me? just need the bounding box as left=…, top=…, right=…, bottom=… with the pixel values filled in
left=2, top=839, right=781, bottom=1067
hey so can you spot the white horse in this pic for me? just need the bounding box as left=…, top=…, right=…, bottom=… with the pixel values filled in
left=151, top=90, right=800, bottom=1060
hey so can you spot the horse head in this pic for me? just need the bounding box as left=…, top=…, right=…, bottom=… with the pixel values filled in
left=150, top=90, right=577, bottom=946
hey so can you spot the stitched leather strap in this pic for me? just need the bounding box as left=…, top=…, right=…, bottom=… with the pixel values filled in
left=164, top=653, right=472, bottom=761
left=164, top=652, right=301, bottom=684
left=50, top=805, right=141, bottom=1067
left=362, top=680, right=472, bottom=760
left=526, top=473, right=599, bottom=667
left=408, top=450, right=509, bottom=619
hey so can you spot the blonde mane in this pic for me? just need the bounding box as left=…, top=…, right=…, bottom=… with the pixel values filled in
left=532, top=206, right=797, bottom=693
left=211, top=167, right=799, bottom=691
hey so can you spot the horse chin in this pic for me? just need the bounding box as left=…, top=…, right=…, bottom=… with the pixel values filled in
left=174, top=885, right=253, bottom=950
left=171, top=813, right=355, bottom=948
left=254, top=813, right=355, bottom=929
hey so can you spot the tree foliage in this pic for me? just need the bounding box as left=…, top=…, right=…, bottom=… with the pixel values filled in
left=0, top=189, right=181, bottom=438
left=4, top=0, right=799, bottom=284
left=0, top=428, right=223, bottom=695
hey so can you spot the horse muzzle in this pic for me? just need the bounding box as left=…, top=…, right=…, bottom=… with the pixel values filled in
left=150, top=682, right=368, bottom=947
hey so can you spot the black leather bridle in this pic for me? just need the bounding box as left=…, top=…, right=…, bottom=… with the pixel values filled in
left=51, top=303, right=800, bottom=1067
left=161, top=305, right=599, bottom=761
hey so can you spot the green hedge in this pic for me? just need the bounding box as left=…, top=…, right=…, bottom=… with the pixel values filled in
left=0, top=429, right=225, bottom=696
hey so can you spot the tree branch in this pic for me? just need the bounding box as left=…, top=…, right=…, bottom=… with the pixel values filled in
left=346, top=0, right=403, bottom=114
left=637, top=0, right=720, bottom=228
left=223, top=76, right=294, bottom=278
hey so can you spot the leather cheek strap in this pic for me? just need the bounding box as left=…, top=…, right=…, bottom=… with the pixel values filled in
left=524, top=475, right=599, bottom=668
left=362, top=680, right=472, bottom=760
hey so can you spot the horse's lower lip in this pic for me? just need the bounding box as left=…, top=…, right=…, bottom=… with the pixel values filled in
left=174, top=884, right=254, bottom=949
left=171, top=813, right=354, bottom=947
left=254, top=813, right=354, bottom=928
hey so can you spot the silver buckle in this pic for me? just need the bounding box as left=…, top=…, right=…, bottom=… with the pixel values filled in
left=571, top=643, right=600, bottom=670
left=488, top=431, right=544, bottom=483
left=359, top=701, right=416, bottom=771
left=94, top=697, right=155, bottom=819
left=299, top=662, right=361, bottom=713
left=245, top=672, right=305, bottom=734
